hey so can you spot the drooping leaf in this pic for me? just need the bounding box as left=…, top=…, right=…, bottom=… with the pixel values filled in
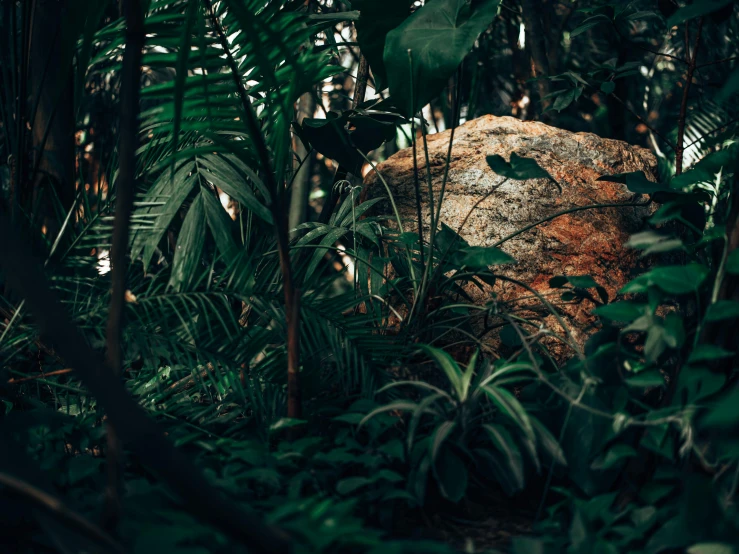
left=353, top=0, right=414, bottom=90
left=384, top=0, right=501, bottom=117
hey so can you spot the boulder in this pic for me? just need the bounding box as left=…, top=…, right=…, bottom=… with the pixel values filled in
left=363, top=115, right=658, bottom=352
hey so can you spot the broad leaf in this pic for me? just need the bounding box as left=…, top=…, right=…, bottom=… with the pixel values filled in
left=353, top=0, right=414, bottom=90
left=705, top=300, right=739, bottom=322
left=646, top=264, right=709, bottom=294
left=593, top=301, right=645, bottom=322
left=384, top=0, right=501, bottom=117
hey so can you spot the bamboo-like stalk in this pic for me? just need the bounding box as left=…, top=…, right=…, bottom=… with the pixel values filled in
left=102, top=0, right=145, bottom=532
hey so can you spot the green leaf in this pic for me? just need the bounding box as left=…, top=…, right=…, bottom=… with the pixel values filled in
left=647, top=264, right=709, bottom=294
left=198, top=155, right=273, bottom=224
left=570, top=14, right=610, bottom=37
left=552, top=88, right=579, bottom=111
left=726, top=250, right=739, bottom=274
left=644, top=325, right=667, bottom=362
left=597, top=171, right=665, bottom=195
left=169, top=192, right=206, bottom=292
left=591, top=444, right=638, bottom=470
left=332, top=413, right=365, bottom=424
left=429, top=421, right=457, bottom=463
left=459, top=245, right=516, bottom=268
left=531, top=416, right=567, bottom=467
left=667, top=0, right=733, bottom=27
left=132, top=162, right=197, bottom=270
left=483, top=424, right=525, bottom=490
left=269, top=418, right=307, bottom=432
left=688, top=345, right=734, bottom=364
left=625, top=369, right=665, bottom=388
left=384, top=0, right=501, bottom=117
left=593, top=301, right=645, bottom=322
left=435, top=448, right=468, bottom=502
left=483, top=385, right=534, bottom=441
left=600, top=81, right=616, bottom=95
left=171, top=0, right=198, bottom=168
left=301, top=111, right=397, bottom=170
left=676, top=366, right=725, bottom=403
left=663, top=312, right=686, bottom=349
left=353, top=0, right=414, bottom=90
left=336, top=476, right=373, bottom=495
left=703, top=387, right=739, bottom=428
left=359, top=400, right=418, bottom=428
left=705, top=300, right=739, bottom=321
left=567, top=275, right=599, bottom=289
left=486, top=153, right=554, bottom=182
left=418, top=344, right=465, bottom=400
left=201, top=185, right=239, bottom=261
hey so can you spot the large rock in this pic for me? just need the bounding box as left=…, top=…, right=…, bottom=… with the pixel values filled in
left=363, top=115, right=658, bottom=350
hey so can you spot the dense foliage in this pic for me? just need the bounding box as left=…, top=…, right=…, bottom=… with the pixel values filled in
left=1, top=0, right=739, bottom=552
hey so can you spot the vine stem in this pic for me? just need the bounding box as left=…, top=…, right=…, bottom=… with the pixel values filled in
left=204, top=0, right=301, bottom=419
left=675, top=17, right=704, bottom=175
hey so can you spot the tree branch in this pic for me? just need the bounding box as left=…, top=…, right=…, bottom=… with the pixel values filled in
left=0, top=472, right=125, bottom=554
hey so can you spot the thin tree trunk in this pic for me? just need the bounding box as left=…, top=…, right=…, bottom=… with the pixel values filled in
left=520, top=0, right=552, bottom=117
left=27, top=0, right=76, bottom=232
left=101, top=0, right=145, bottom=533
